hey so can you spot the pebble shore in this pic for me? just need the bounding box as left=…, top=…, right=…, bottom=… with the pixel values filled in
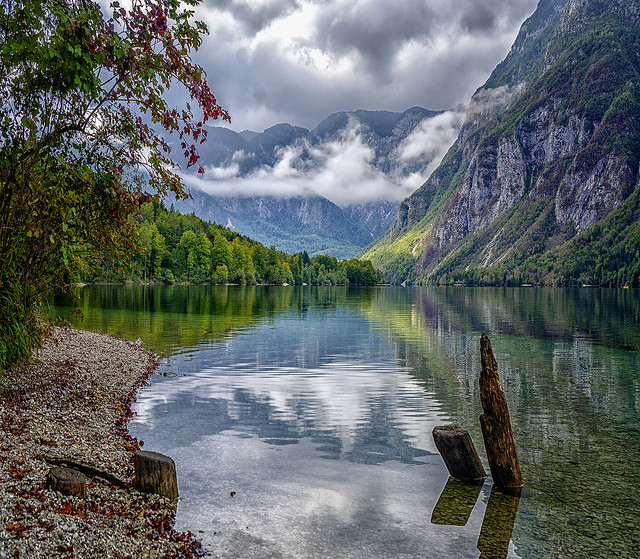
left=0, top=328, right=204, bottom=558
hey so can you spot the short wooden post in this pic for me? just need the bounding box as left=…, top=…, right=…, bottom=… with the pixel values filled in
left=479, top=333, right=523, bottom=492
left=433, top=425, right=486, bottom=482
left=431, top=477, right=483, bottom=526
left=134, top=451, right=178, bottom=499
left=46, top=466, right=87, bottom=499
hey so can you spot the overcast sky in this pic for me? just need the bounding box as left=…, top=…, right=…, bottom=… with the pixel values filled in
left=193, top=0, right=539, bottom=132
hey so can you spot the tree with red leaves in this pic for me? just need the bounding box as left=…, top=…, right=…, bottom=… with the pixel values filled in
left=0, top=0, right=230, bottom=367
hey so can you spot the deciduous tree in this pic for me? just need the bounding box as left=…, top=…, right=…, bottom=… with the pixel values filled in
left=0, top=0, right=229, bottom=367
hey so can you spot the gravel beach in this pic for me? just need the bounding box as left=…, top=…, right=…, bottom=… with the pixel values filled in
left=0, top=328, right=204, bottom=558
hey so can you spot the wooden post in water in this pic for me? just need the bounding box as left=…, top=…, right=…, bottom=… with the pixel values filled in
left=433, top=425, right=486, bottom=482
left=479, top=333, right=523, bottom=493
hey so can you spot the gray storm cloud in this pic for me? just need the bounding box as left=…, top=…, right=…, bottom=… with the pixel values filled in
left=460, top=1, right=496, bottom=33
left=311, top=0, right=437, bottom=74
left=192, top=0, right=538, bottom=132
left=203, top=0, right=301, bottom=33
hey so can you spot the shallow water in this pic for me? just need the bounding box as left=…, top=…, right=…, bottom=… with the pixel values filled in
left=52, top=286, right=640, bottom=558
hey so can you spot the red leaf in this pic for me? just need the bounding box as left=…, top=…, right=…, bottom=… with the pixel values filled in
left=6, top=523, right=29, bottom=532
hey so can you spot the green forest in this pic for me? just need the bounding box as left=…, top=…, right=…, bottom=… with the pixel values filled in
left=83, top=202, right=381, bottom=287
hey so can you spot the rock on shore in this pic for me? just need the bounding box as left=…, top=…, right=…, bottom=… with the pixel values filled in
left=0, top=328, right=204, bottom=558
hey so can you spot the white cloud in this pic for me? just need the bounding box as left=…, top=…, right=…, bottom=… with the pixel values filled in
left=183, top=120, right=414, bottom=205
left=397, top=108, right=466, bottom=178
left=306, top=121, right=399, bottom=205
left=202, top=159, right=241, bottom=179
left=466, top=83, right=525, bottom=119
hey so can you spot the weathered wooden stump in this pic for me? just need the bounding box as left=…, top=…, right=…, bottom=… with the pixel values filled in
left=433, top=425, right=486, bottom=482
left=431, top=477, right=483, bottom=526
left=134, top=450, right=178, bottom=499
left=46, top=466, right=87, bottom=499
left=479, top=333, right=523, bottom=493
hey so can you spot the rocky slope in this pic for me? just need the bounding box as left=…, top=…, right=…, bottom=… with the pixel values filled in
left=365, top=0, right=640, bottom=286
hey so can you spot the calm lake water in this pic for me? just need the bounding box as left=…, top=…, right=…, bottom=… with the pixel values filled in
left=51, top=286, right=640, bottom=558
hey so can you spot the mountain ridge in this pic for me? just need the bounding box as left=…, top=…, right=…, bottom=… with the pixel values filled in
left=364, top=0, right=640, bottom=286
left=173, top=190, right=380, bottom=260
left=175, top=106, right=449, bottom=259
left=192, top=105, right=443, bottom=180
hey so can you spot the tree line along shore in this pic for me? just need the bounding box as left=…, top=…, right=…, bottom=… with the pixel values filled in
left=79, top=202, right=381, bottom=288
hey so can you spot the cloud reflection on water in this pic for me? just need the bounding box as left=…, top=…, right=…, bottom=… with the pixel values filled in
left=133, top=358, right=444, bottom=463
left=129, top=298, right=524, bottom=558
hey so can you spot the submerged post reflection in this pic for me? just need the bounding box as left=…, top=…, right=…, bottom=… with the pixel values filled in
left=431, top=477, right=483, bottom=526
left=432, top=478, right=521, bottom=559
left=477, top=486, right=521, bottom=559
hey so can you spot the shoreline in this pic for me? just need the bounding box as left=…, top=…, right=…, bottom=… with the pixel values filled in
left=0, top=328, right=205, bottom=558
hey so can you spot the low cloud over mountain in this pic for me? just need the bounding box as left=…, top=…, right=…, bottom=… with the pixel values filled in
left=179, top=106, right=465, bottom=206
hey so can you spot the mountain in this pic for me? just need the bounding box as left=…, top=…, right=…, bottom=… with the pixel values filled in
left=193, top=106, right=441, bottom=178
left=175, top=107, right=446, bottom=258
left=172, top=190, right=377, bottom=260
left=364, top=0, right=640, bottom=286
left=173, top=191, right=398, bottom=260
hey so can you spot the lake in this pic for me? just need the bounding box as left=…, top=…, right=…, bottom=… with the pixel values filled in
left=51, top=285, right=640, bottom=558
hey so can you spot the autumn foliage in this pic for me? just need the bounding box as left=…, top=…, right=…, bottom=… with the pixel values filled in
left=0, top=0, right=229, bottom=367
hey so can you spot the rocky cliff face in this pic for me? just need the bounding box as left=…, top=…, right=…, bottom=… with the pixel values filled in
left=367, top=0, right=640, bottom=285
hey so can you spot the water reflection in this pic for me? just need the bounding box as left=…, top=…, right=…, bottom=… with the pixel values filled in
left=165, top=435, right=487, bottom=559
left=50, top=286, right=640, bottom=558
left=130, top=305, right=491, bottom=557
left=364, top=288, right=640, bottom=558
left=432, top=478, right=483, bottom=526
left=477, top=488, right=521, bottom=559
left=124, top=290, right=503, bottom=557
left=133, top=354, right=443, bottom=465
left=52, top=285, right=358, bottom=357
left=367, top=286, right=640, bottom=350
left=431, top=478, right=521, bottom=559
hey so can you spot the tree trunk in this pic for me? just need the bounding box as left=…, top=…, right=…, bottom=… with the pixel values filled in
left=479, top=333, right=523, bottom=492
left=432, top=425, right=486, bottom=482
left=134, top=450, right=178, bottom=499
